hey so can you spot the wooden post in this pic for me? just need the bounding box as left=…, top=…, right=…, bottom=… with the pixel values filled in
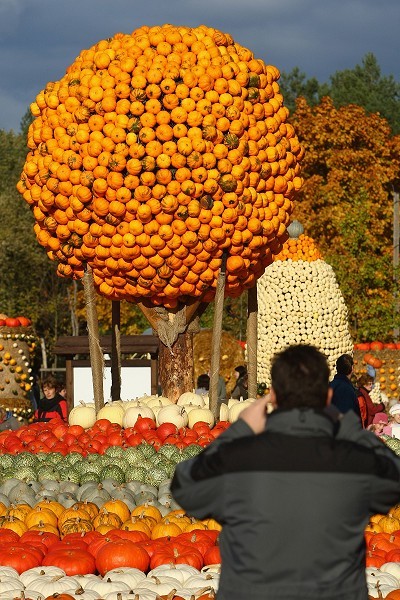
left=111, top=300, right=121, bottom=401
left=247, top=284, right=258, bottom=399
left=65, top=357, right=74, bottom=411
left=209, top=254, right=227, bottom=418
left=150, top=354, right=158, bottom=395
left=82, top=266, right=104, bottom=412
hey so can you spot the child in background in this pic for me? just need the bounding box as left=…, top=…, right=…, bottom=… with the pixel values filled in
left=383, top=403, right=400, bottom=438
left=367, top=412, right=388, bottom=437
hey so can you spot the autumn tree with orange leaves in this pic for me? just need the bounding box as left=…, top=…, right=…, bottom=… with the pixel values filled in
left=290, top=96, right=400, bottom=341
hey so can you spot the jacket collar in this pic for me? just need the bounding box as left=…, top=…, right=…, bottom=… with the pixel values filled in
left=266, top=407, right=336, bottom=437
left=332, top=373, right=351, bottom=383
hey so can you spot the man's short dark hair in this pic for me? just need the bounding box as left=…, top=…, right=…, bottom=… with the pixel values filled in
left=197, top=373, right=210, bottom=391
left=271, top=345, right=330, bottom=409
left=235, top=365, right=247, bottom=378
left=335, top=354, right=354, bottom=376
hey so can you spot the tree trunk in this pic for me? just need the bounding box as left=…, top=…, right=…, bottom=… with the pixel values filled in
left=159, top=330, right=194, bottom=402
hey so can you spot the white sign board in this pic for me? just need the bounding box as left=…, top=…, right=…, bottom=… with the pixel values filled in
left=73, top=366, right=152, bottom=406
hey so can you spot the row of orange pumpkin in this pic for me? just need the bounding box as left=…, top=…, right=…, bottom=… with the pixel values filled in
left=0, top=498, right=220, bottom=540
left=0, top=525, right=220, bottom=576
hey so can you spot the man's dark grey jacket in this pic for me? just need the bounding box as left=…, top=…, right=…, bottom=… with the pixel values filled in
left=171, top=407, right=400, bottom=600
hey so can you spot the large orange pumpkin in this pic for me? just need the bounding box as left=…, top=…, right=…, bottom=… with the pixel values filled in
left=17, top=24, right=304, bottom=308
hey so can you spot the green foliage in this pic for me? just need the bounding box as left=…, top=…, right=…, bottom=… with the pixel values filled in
left=0, top=128, right=77, bottom=362
left=281, top=54, right=400, bottom=134
left=20, top=109, right=34, bottom=139
left=279, top=67, right=328, bottom=115
left=328, top=53, right=400, bottom=135
left=290, top=96, right=400, bottom=341
left=199, top=293, right=248, bottom=342
left=324, top=195, right=396, bottom=341
left=0, top=130, right=26, bottom=195
left=75, top=295, right=151, bottom=336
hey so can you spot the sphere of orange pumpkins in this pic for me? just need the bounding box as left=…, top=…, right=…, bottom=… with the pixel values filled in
left=17, top=24, right=305, bottom=309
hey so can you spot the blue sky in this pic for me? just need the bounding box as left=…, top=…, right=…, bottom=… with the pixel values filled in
left=1, top=0, right=399, bottom=132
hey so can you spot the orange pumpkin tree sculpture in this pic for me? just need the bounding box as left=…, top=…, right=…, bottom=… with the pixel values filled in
left=17, top=24, right=304, bottom=397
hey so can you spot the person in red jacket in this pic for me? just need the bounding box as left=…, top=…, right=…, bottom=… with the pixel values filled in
left=356, top=373, right=385, bottom=428
left=34, top=374, right=67, bottom=422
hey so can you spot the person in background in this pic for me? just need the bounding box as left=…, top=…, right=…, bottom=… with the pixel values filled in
left=231, top=365, right=248, bottom=400
left=383, top=403, right=400, bottom=438
left=171, top=344, right=400, bottom=600
left=195, top=373, right=210, bottom=396
left=0, top=407, right=22, bottom=431
left=357, top=373, right=385, bottom=428
left=34, top=374, right=67, bottom=422
left=329, top=354, right=361, bottom=419
left=207, top=371, right=227, bottom=403
left=234, top=365, right=246, bottom=382
left=368, top=412, right=389, bottom=437
left=58, top=380, right=67, bottom=399
left=29, top=368, right=41, bottom=412
left=217, top=374, right=227, bottom=405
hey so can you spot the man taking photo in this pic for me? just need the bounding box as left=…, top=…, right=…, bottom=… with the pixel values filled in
left=171, top=344, right=400, bottom=600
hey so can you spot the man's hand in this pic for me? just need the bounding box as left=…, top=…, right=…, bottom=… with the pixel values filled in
left=239, top=395, right=269, bottom=434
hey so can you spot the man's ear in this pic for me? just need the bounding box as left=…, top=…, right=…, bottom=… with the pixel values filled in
left=326, top=387, right=333, bottom=406
left=269, top=387, right=277, bottom=408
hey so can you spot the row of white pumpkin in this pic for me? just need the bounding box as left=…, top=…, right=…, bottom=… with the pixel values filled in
left=0, top=564, right=220, bottom=599
left=2, top=563, right=400, bottom=598
left=69, top=393, right=256, bottom=430
left=367, top=564, right=400, bottom=598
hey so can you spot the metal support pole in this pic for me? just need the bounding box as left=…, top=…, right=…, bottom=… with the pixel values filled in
left=209, top=254, right=227, bottom=418
left=111, top=300, right=121, bottom=401
left=247, top=284, right=258, bottom=398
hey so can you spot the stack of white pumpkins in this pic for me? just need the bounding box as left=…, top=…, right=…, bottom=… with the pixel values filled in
left=256, top=223, right=353, bottom=387
left=68, top=393, right=256, bottom=429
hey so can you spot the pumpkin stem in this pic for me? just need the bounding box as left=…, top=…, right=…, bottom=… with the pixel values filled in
left=197, top=586, right=213, bottom=595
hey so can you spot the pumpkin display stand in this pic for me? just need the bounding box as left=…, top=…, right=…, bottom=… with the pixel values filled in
left=53, top=330, right=159, bottom=410
left=0, top=323, right=36, bottom=420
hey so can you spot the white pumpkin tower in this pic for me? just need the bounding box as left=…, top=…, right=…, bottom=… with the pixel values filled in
left=257, top=221, right=353, bottom=386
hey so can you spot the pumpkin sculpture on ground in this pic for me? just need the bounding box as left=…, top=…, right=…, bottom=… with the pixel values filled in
left=0, top=316, right=36, bottom=421
left=17, top=23, right=304, bottom=309
left=256, top=225, right=353, bottom=385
